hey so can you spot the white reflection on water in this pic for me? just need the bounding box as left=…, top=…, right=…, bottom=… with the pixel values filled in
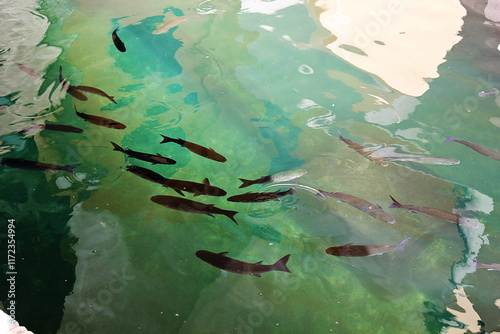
left=364, top=95, right=420, bottom=126
left=0, top=0, right=62, bottom=136
left=241, top=0, right=303, bottom=14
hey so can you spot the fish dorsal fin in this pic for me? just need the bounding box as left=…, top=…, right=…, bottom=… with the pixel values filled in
left=203, top=178, right=210, bottom=186
left=218, top=251, right=229, bottom=256
left=254, top=261, right=263, bottom=265
left=173, top=189, right=185, bottom=196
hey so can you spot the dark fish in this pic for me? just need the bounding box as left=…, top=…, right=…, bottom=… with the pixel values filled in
left=75, top=105, right=126, bottom=129
left=59, top=66, right=116, bottom=103
left=160, top=135, right=226, bottom=162
left=111, top=142, right=175, bottom=165
left=445, top=136, right=500, bottom=161
left=227, top=188, right=295, bottom=203
left=126, top=165, right=169, bottom=184
left=74, top=85, right=116, bottom=104
left=0, top=158, right=80, bottom=173
left=127, top=165, right=226, bottom=197
left=239, top=169, right=307, bottom=188
left=21, top=123, right=84, bottom=134
left=59, top=66, right=88, bottom=101
left=112, top=27, right=126, bottom=52
left=325, top=237, right=410, bottom=257
left=338, top=130, right=388, bottom=167
left=150, top=195, right=238, bottom=224
left=162, top=177, right=227, bottom=197
left=320, top=190, right=395, bottom=224
left=389, top=195, right=458, bottom=223
left=195, top=250, right=291, bottom=277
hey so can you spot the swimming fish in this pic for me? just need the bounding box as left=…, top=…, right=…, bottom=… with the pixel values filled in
left=150, top=195, right=238, bottom=224
left=0, top=158, right=80, bottom=173
left=127, top=165, right=226, bottom=197
left=75, top=105, right=126, bottom=129
left=152, top=14, right=200, bottom=35
left=239, top=169, right=307, bottom=188
left=475, top=262, right=500, bottom=271
left=320, top=191, right=395, bottom=224
left=111, top=142, right=175, bottom=165
left=127, top=165, right=167, bottom=184
left=112, top=28, right=126, bottom=52
left=195, top=250, right=291, bottom=277
left=338, top=130, right=389, bottom=167
left=325, top=237, right=410, bottom=257
left=227, top=188, right=296, bottom=203
left=59, top=66, right=88, bottom=101
left=73, top=85, right=117, bottom=104
left=389, top=195, right=458, bottom=223
left=160, top=135, right=226, bottom=162
left=445, top=136, right=500, bottom=161
left=369, top=147, right=460, bottom=165
left=20, top=123, right=84, bottom=134
left=59, top=67, right=116, bottom=103
left=12, top=60, right=41, bottom=78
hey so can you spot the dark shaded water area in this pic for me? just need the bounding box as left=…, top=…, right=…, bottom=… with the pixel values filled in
left=1, top=0, right=500, bottom=333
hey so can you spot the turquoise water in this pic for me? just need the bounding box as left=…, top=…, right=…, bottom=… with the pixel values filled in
left=1, top=0, right=500, bottom=333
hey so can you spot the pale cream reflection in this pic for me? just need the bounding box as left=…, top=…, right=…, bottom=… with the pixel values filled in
left=312, top=0, right=466, bottom=96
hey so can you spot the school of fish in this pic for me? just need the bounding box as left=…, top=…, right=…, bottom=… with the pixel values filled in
left=2, top=13, right=499, bottom=279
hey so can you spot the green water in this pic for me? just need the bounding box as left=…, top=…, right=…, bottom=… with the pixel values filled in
left=1, top=0, right=500, bottom=333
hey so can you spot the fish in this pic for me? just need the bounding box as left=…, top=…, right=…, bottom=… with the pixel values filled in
left=338, top=130, right=389, bottom=167
left=389, top=195, right=458, bottom=223
left=152, top=14, right=200, bottom=35
left=239, top=169, right=307, bottom=188
left=0, top=157, right=80, bottom=173
left=320, top=191, right=395, bottom=224
left=127, top=165, right=226, bottom=197
left=325, top=237, right=411, bottom=257
left=111, top=142, right=175, bottom=165
left=195, top=250, right=291, bottom=277
left=227, top=188, right=296, bottom=203
left=12, top=59, right=41, bottom=78
left=74, top=105, right=126, bottom=129
left=150, top=195, right=238, bottom=224
left=445, top=136, right=500, bottom=161
left=59, top=66, right=88, bottom=101
left=73, top=85, right=116, bottom=104
left=112, top=27, right=126, bottom=52
left=475, top=262, right=500, bottom=271
left=162, top=177, right=226, bottom=197
left=160, top=135, right=226, bottom=162
left=59, top=67, right=116, bottom=104
left=127, top=165, right=168, bottom=184
left=369, top=147, right=460, bottom=165
left=20, top=123, right=84, bottom=134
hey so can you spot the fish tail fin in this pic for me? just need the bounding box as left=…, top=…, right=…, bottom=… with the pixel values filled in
left=225, top=210, right=238, bottom=225
left=445, top=136, right=455, bottom=143
left=160, top=135, right=173, bottom=144
left=395, top=237, right=411, bottom=251
left=64, top=163, right=81, bottom=173
left=110, top=141, right=123, bottom=152
left=273, top=254, right=291, bottom=273
left=238, top=178, right=253, bottom=188
left=389, top=195, right=403, bottom=209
